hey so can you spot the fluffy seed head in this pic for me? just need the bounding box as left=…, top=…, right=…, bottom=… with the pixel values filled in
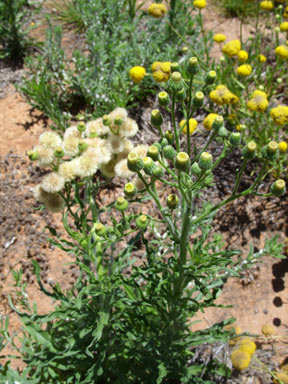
left=41, top=172, right=65, bottom=193
left=34, top=145, right=55, bottom=167
left=39, top=132, right=62, bottom=150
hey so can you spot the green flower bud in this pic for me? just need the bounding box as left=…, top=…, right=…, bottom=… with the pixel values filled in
left=229, top=132, right=241, bottom=146
left=77, top=122, right=86, bottom=133
left=167, top=194, right=179, bottom=209
left=181, top=46, right=188, bottom=53
left=218, top=125, right=229, bottom=138
left=163, top=145, right=177, bottom=160
left=191, top=162, right=202, bottom=176
left=164, top=130, right=174, bottom=144
left=187, top=57, right=199, bottom=75
left=143, top=156, right=155, bottom=175
left=176, top=87, right=186, bottom=102
left=127, top=152, right=144, bottom=172
left=93, top=222, right=106, bottom=236
left=262, top=140, right=278, bottom=160
left=258, top=85, right=264, bottom=91
left=171, top=71, right=182, bottom=82
left=115, top=196, right=128, bottom=211
left=152, top=165, right=164, bottom=178
left=176, top=152, right=190, bottom=171
left=27, top=150, right=39, bottom=161
left=151, top=109, right=163, bottom=126
left=193, top=91, right=204, bottom=107
left=103, top=115, right=111, bottom=126
left=242, top=141, right=257, bottom=159
left=212, top=116, right=224, bottom=130
left=170, top=62, right=180, bottom=72
left=78, top=142, right=88, bottom=153
left=205, top=70, right=217, bottom=85
left=124, top=182, right=137, bottom=197
left=271, top=179, right=286, bottom=197
left=199, top=152, right=213, bottom=170
left=152, top=142, right=162, bottom=152
left=160, top=138, right=169, bottom=148
left=114, top=118, right=123, bottom=126
left=158, top=91, right=170, bottom=107
left=136, top=214, right=149, bottom=230
left=54, top=147, right=64, bottom=158
left=277, top=78, right=283, bottom=84
left=147, top=145, right=159, bottom=160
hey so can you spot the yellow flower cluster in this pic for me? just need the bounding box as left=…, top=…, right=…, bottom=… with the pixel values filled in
left=231, top=337, right=257, bottom=371
left=260, top=0, right=274, bottom=10
left=275, top=45, right=288, bottom=60
left=147, top=3, right=167, bottom=18
left=30, top=109, right=141, bottom=212
left=203, top=113, right=219, bottom=131
left=237, top=50, right=248, bottom=62
left=247, top=90, right=269, bottom=112
left=279, top=141, right=288, bottom=153
left=258, top=54, right=267, bottom=62
left=236, top=64, right=252, bottom=76
left=261, top=323, right=275, bottom=336
left=222, top=40, right=241, bottom=57
left=151, top=61, right=171, bottom=82
left=129, top=66, right=146, bottom=84
left=213, top=33, right=226, bottom=43
left=280, top=22, right=288, bottom=32
left=179, top=118, right=198, bottom=134
left=193, top=0, right=207, bottom=9
left=270, top=105, right=288, bottom=125
left=209, top=85, right=239, bottom=105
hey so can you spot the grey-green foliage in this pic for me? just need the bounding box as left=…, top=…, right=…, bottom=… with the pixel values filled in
left=19, top=0, right=207, bottom=130
left=0, top=208, right=283, bottom=383
left=0, top=0, right=39, bottom=62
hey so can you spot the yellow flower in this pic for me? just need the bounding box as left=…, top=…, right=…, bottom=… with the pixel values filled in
left=247, top=90, right=268, bottom=112
left=236, top=64, right=252, bottom=76
left=231, top=349, right=251, bottom=370
left=279, top=141, right=288, bottom=153
left=147, top=3, right=167, bottom=18
left=180, top=118, right=198, bottom=134
left=270, top=105, right=288, bottom=125
left=284, top=6, right=288, bottom=19
left=262, top=323, right=276, bottom=336
left=222, top=40, right=241, bottom=57
left=237, top=50, right=249, bottom=62
left=280, top=22, right=288, bottom=32
left=236, top=124, right=246, bottom=132
left=203, top=113, right=219, bottom=131
left=193, top=0, right=207, bottom=9
left=258, top=54, right=267, bottom=62
left=151, top=61, right=171, bottom=82
left=213, top=33, right=227, bottom=43
left=260, top=1, right=274, bottom=10
left=209, top=85, right=239, bottom=105
left=237, top=339, right=257, bottom=355
left=129, top=66, right=146, bottom=84
left=276, top=45, right=288, bottom=60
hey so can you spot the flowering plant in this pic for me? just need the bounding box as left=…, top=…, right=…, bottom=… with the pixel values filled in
left=1, top=56, right=286, bottom=383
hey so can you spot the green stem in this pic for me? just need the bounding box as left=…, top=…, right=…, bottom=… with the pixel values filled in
left=171, top=93, right=180, bottom=152
left=137, top=173, right=179, bottom=242
left=191, top=162, right=268, bottom=226
left=186, top=75, right=194, bottom=155
left=232, top=158, right=248, bottom=196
